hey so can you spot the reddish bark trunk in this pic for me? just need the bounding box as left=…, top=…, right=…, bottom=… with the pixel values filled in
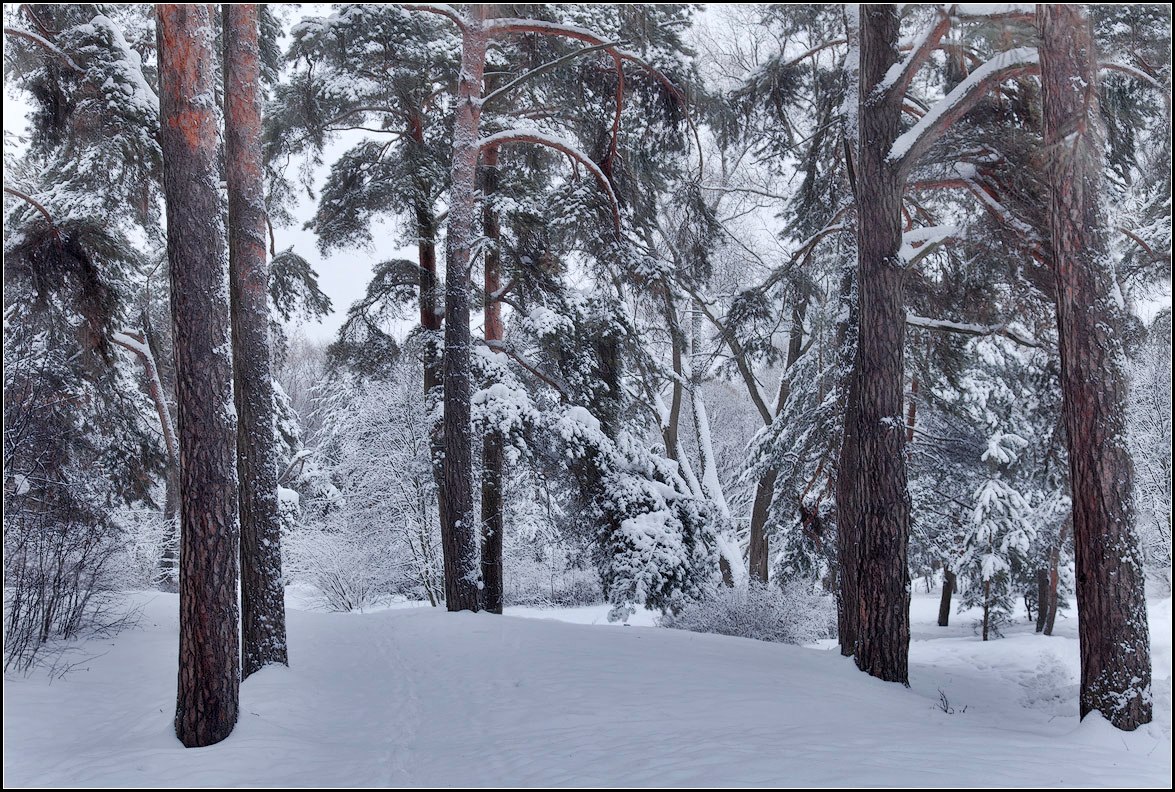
left=157, top=3, right=240, bottom=748
left=225, top=3, right=288, bottom=680
left=1039, top=4, right=1151, bottom=730
left=441, top=6, right=488, bottom=612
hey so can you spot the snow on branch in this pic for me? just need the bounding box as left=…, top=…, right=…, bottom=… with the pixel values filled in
left=888, top=47, right=1039, bottom=176
left=900, top=224, right=960, bottom=265
left=3, top=187, right=57, bottom=229
left=111, top=331, right=149, bottom=357
left=397, top=3, right=466, bottom=31
left=948, top=5, right=1036, bottom=23
left=875, top=11, right=952, bottom=101
left=906, top=312, right=1040, bottom=348
left=4, top=26, right=86, bottom=74
left=479, top=129, right=622, bottom=235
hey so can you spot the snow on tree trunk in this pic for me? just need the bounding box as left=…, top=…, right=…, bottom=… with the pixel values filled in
left=937, top=568, right=955, bottom=627
left=689, top=306, right=741, bottom=588
left=157, top=3, right=239, bottom=748
left=481, top=143, right=504, bottom=614
left=225, top=3, right=288, bottom=680
left=1038, top=3, right=1151, bottom=731
left=1035, top=567, right=1049, bottom=633
left=846, top=4, right=911, bottom=684
left=1044, top=515, right=1069, bottom=637
left=113, top=327, right=179, bottom=590
left=441, top=5, right=488, bottom=612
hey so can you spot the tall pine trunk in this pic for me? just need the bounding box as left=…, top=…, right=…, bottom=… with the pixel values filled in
left=835, top=265, right=861, bottom=657
left=1038, top=4, right=1151, bottom=730
left=937, top=567, right=955, bottom=627
left=846, top=5, right=911, bottom=684
left=410, top=113, right=448, bottom=542
left=225, top=3, right=288, bottom=680
left=441, top=6, right=488, bottom=612
left=481, top=144, right=504, bottom=614
left=157, top=3, right=240, bottom=748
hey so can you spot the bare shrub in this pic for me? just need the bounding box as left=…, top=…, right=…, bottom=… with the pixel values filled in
left=660, top=580, right=836, bottom=645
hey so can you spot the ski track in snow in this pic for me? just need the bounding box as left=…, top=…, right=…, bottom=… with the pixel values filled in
left=3, top=592, right=1170, bottom=787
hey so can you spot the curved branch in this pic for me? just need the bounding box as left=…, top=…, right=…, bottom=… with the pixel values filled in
left=479, top=129, right=621, bottom=235
left=877, top=11, right=952, bottom=101
left=398, top=4, right=467, bottom=32
left=3, top=186, right=57, bottom=228
left=487, top=17, right=704, bottom=175
left=889, top=47, right=1040, bottom=177
left=906, top=312, right=1041, bottom=348
left=482, top=40, right=622, bottom=109
left=4, top=26, right=85, bottom=74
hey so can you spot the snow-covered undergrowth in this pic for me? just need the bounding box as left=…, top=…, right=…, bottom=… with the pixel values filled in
left=3, top=590, right=1169, bottom=786
left=661, top=580, right=837, bottom=644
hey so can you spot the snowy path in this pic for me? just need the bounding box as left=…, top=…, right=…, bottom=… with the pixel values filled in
left=3, top=593, right=1170, bottom=787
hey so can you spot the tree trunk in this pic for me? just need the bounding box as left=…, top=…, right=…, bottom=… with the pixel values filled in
left=689, top=306, right=740, bottom=587
left=748, top=298, right=808, bottom=583
left=225, top=3, right=288, bottom=680
left=847, top=4, right=911, bottom=684
left=1044, top=515, right=1070, bottom=636
left=982, top=579, right=991, bottom=641
left=748, top=471, right=775, bottom=583
left=1035, top=567, right=1049, bottom=633
left=440, top=7, right=488, bottom=612
left=157, top=3, right=240, bottom=748
left=835, top=266, right=861, bottom=658
left=938, top=568, right=955, bottom=627
left=480, top=144, right=504, bottom=614
left=410, top=116, right=448, bottom=548
left=1039, top=3, right=1151, bottom=730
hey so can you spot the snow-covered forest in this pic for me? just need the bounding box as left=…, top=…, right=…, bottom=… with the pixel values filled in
left=3, top=3, right=1171, bottom=786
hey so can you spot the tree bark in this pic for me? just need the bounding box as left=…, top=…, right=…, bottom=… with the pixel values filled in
left=1044, top=515, right=1070, bottom=636
left=847, top=5, right=911, bottom=684
left=157, top=3, right=240, bottom=748
left=982, top=578, right=991, bottom=641
left=441, top=6, right=487, bottom=612
left=225, top=3, right=288, bottom=680
left=1039, top=4, right=1151, bottom=730
left=835, top=267, right=861, bottom=657
left=480, top=144, right=504, bottom=614
left=409, top=113, right=448, bottom=547
left=938, top=567, right=955, bottom=627
left=1035, top=567, right=1049, bottom=633
left=748, top=298, right=808, bottom=583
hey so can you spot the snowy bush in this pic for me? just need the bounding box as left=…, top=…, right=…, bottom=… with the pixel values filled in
left=283, top=522, right=402, bottom=612
left=287, top=365, right=444, bottom=609
left=660, top=580, right=836, bottom=645
left=3, top=507, right=138, bottom=674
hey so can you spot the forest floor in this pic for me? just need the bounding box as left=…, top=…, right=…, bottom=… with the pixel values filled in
left=3, top=588, right=1170, bottom=787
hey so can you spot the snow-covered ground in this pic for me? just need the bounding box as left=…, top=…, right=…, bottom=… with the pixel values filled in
left=3, top=590, right=1170, bottom=787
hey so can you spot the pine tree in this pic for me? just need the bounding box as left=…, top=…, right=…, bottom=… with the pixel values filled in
left=1038, top=3, right=1151, bottom=731
left=157, top=3, right=240, bottom=748
left=224, top=2, right=288, bottom=680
